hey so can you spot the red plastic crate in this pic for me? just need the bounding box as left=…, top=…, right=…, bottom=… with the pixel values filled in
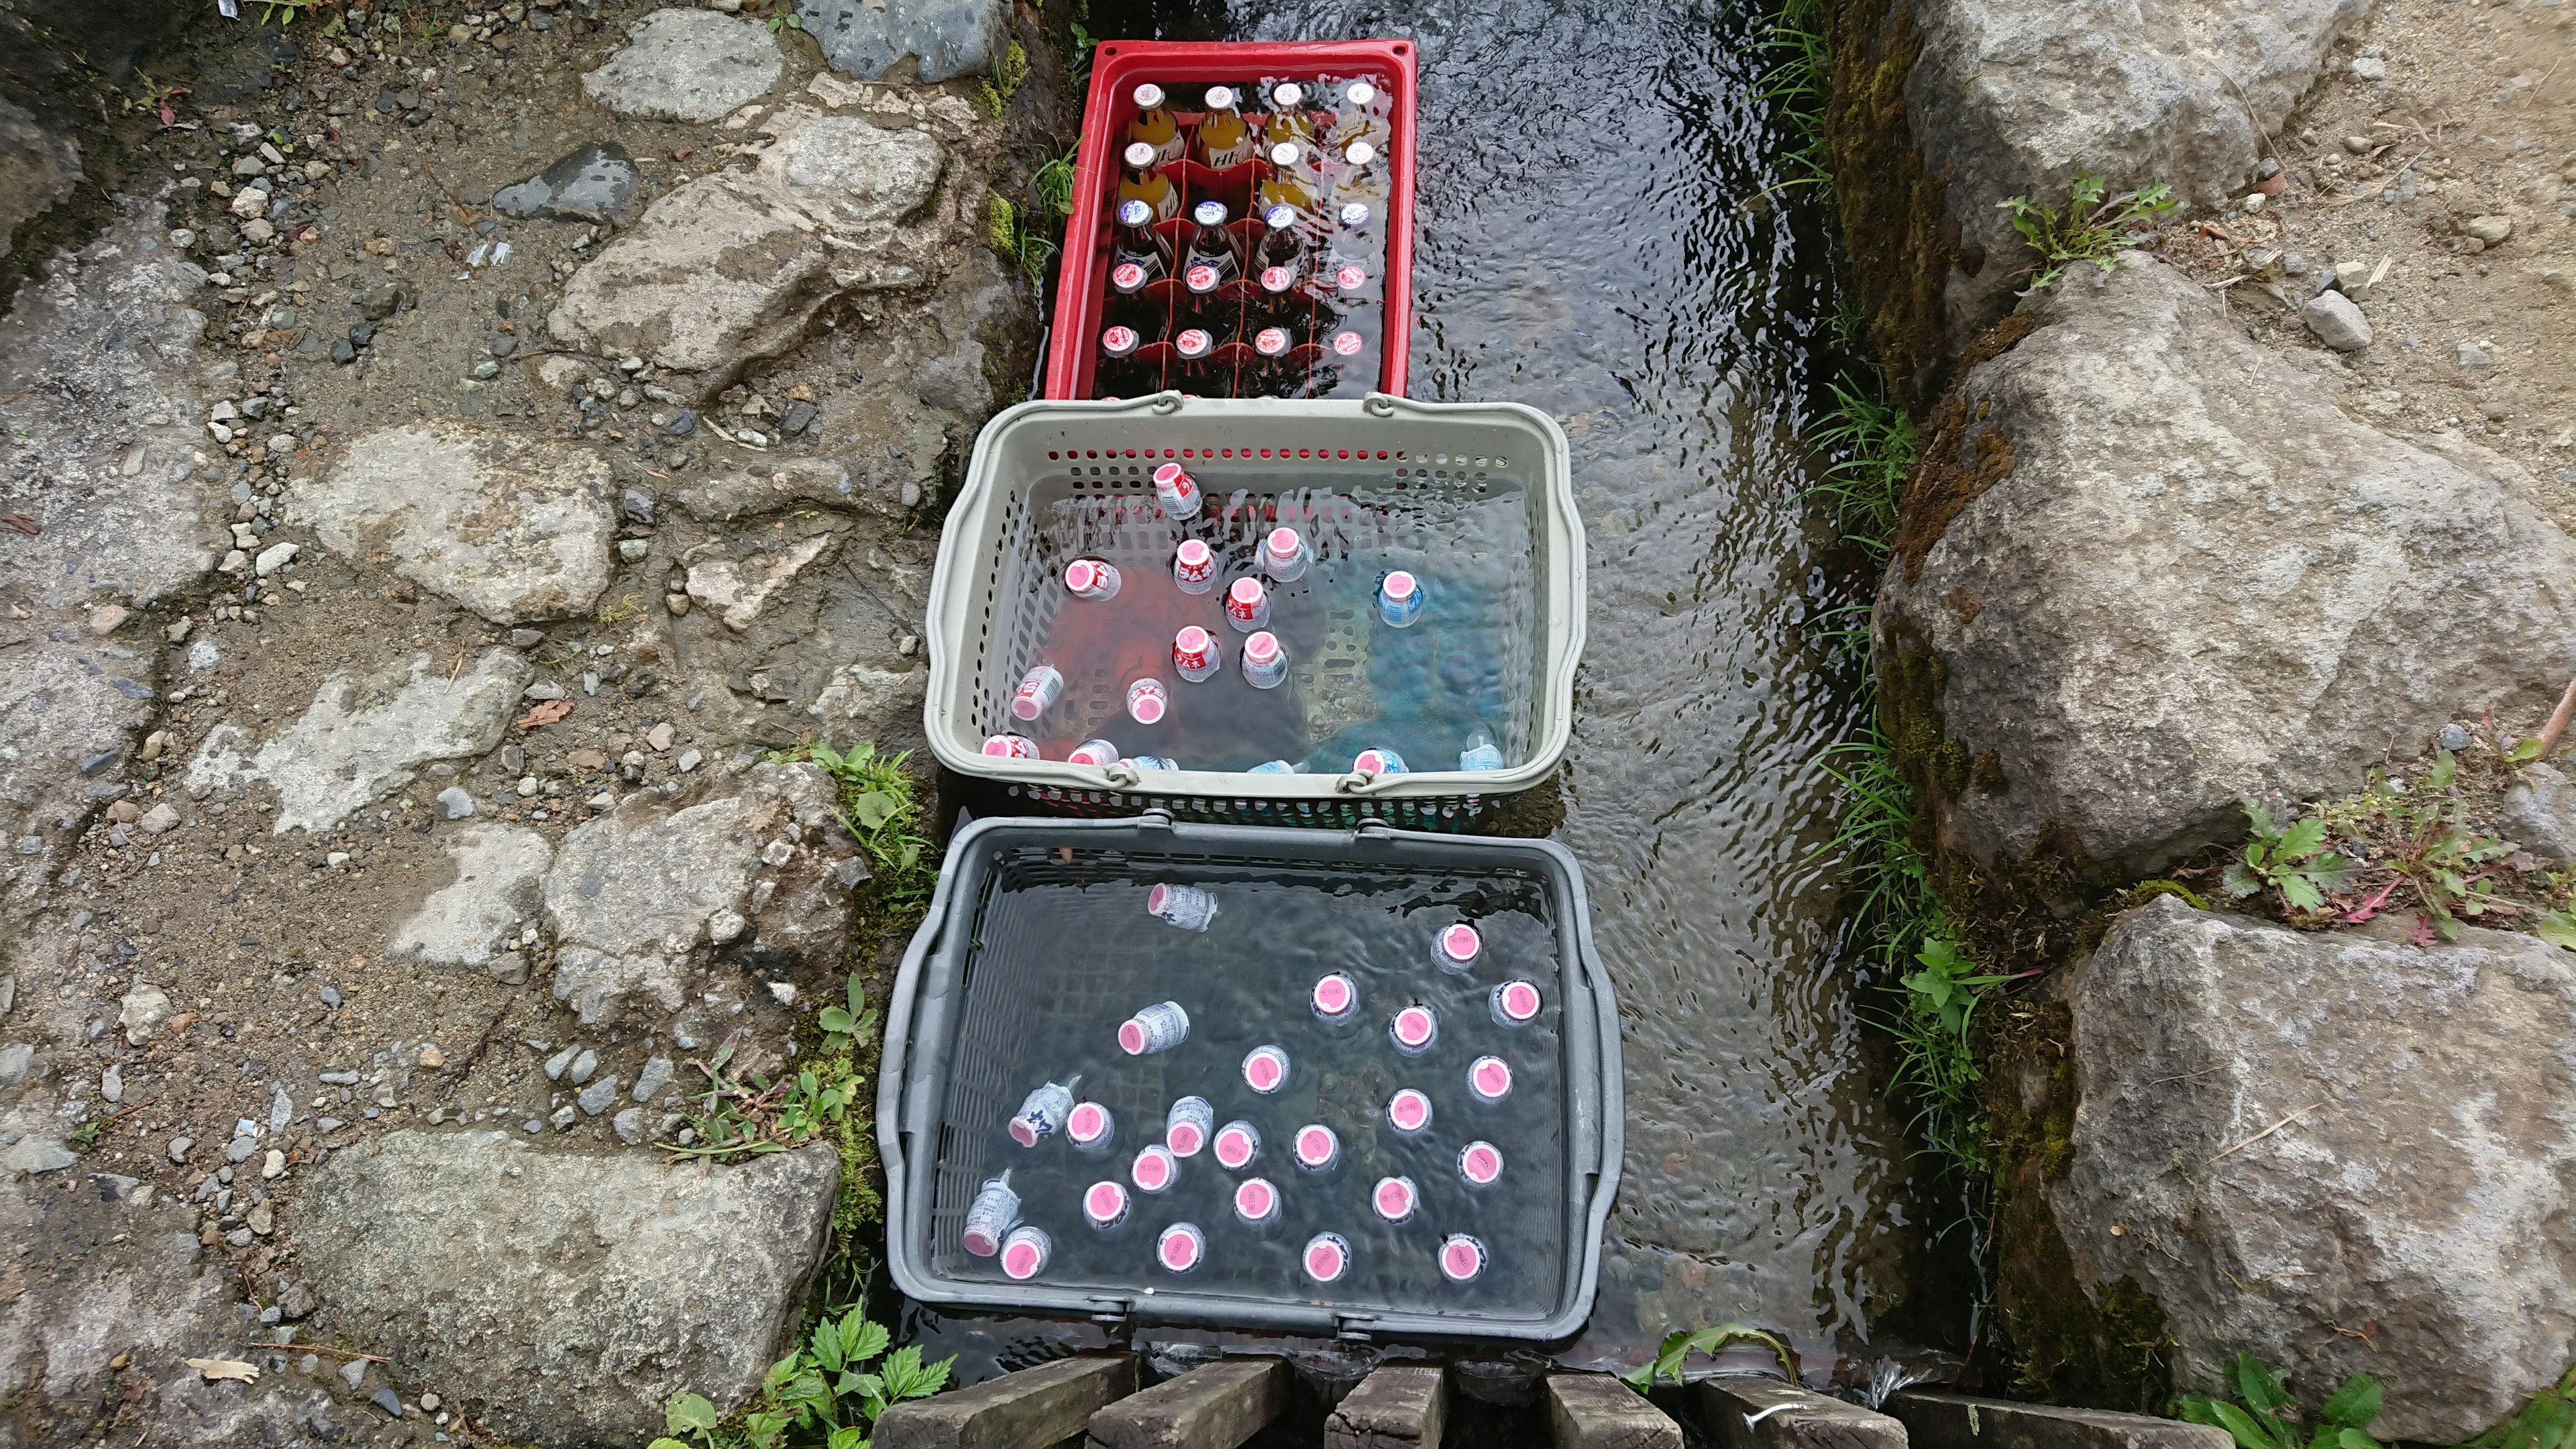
left=1043, top=39, right=1419, bottom=402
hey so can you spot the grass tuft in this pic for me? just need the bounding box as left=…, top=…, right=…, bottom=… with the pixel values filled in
left=1998, top=171, right=2177, bottom=294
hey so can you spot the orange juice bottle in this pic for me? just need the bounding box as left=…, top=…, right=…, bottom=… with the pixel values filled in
left=1118, top=142, right=1182, bottom=224
left=1126, top=83, right=1185, bottom=168
left=1193, top=85, right=1257, bottom=170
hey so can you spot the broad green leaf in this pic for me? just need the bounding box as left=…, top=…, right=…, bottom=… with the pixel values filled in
left=2207, top=1400, right=2286, bottom=1449
left=2277, top=816, right=2326, bottom=859
left=2536, top=912, right=2576, bottom=951
left=2233, top=1351, right=2290, bottom=1413
left=827, top=1428, right=871, bottom=1449
left=2429, top=749, right=2458, bottom=791
left=2224, top=863, right=2263, bottom=898
left=2280, top=873, right=2326, bottom=912
left=2319, top=1374, right=2383, bottom=1430
left=667, top=1392, right=720, bottom=1434
left=847, top=975, right=867, bottom=1016
left=2509, top=738, right=2546, bottom=763
left=2334, top=1431, right=2383, bottom=1449
left=810, top=1320, right=845, bottom=1372
left=819, top=1006, right=856, bottom=1034
left=853, top=792, right=898, bottom=830
left=649, top=1440, right=693, bottom=1449
left=2243, top=798, right=2279, bottom=841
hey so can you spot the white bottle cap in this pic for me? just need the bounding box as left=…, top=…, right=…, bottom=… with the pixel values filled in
left=1271, top=82, right=1305, bottom=106
left=1133, top=83, right=1165, bottom=109
left=1346, top=140, right=1376, bottom=166
left=1270, top=141, right=1301, bottom=166
left=1203, top=85, right=1236, bottom=109
left=1345, top=81, right=1377, bottom=105
left=1125, top=141, right=1157, bottom=168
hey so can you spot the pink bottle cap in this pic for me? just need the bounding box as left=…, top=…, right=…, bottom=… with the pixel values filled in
left=1131, top=1144, right=1175, bottom=1193
left=1243, top=1045, right=1289, bottom=1093
left=1185, top=263, right=1222, bottom=293
left=1355, top=749, right=1398, bottom=773
left=1158, top=1224, right=1204, bottom=1271
left=1175, top=327, right=1212, bottom=358
left=1373, top=1176, right=1417, bottom=1221
left=1460, top=1140, right=1503, bottom=1185
left=1177, top=537, right=1212, bottom=565
left=1102, top=324, right=1140, bottom=355
left=1469, top=1056, right=1513, bottom=1101
left=1440, top=923, right=1481, bottom=964
left=1124, top=141, right=1157, bottom=168
left=1255, top=327, right=1290, bottom=356
left=1228, top=576, right=1266, bottom=610
left=1066, top=559, right=1105, bottom=593
left=1265, top=527, right=1302, bottom=561
left=1008, top=1117, right=1044, bottom=1148
left=1260, top=264, right=1295, bottom=292
left=1383, top=570, right=1417, bottom=600
left=1214, top=1124, right=1258, bottom=1169
left=1497, top=980, right=1542, bottom=1022
left=1293, top=1124, right=1338, bottom=1168
left=1392, top=1006, right=1436, bottom=1049
left=1335, top=262, right=1366, bottom=290
left=1234, top=1177, right=1278, bottom=1222
left=1154, top=461, right=1191, bottom=488
left=1168, top=1118, right=1206, bottom=1157
left=1245, top=631, right=1281, bottom=665
left=1070, top=741, right=1118, bottom=768
left=1387, top=1088, right=1432, bottom=1133
left=1331, top=330, right=1363, bottom=356
left=1127, top=679, right=1167, bottom=724
left=1111, top=261, right=1149, bottom=292
left=1311, top=973, right=1354, bottom=1016
left=1067, top=1102, right=1111, bottom=1146
left=1000, top=1232, right=1049, bottom=1280
left=1304, top=1234, right=1348, bottom=1282
left=1440, top=1235, right=1486, bottom=1282
left=982, top=735, right=1034, bottom=758
left=1085, top=1180, right=1130, bottom=1226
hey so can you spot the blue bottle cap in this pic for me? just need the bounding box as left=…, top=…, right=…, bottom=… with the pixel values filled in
left=1119, top=199, right=1156, bottom=228
left=1265, top=203, right=1299, bottom=230
left=1192, top=199, right=1230, bottom=227
left=1338, top=202, right=1371, bottom=228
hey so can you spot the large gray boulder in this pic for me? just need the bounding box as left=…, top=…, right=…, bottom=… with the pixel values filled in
left=1896, top=0, right=2369, bottom=345
left=798, top=0, right=1007, bottom=85
left=296, top=423, right=614, bottom=627
left=1879, top=256, right=2576, bottom=874
left=2057, top=898, right=2576, bottom=1442
left=580, top=9, right=783, bottom=123
left=297, top=1131, right=841, bottom=1446
left=549, top=112, right=945, bottom=396
left=543, top=760, right=857, bottom=1024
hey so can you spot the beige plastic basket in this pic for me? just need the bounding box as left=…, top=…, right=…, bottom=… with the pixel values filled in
left=924, top=393, right=1582, bottom=825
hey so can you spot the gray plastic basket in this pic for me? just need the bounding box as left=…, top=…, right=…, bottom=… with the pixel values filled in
left=878, top=812, right=1623, bottom=1342
left=923, top=394, right=1584, bottom=826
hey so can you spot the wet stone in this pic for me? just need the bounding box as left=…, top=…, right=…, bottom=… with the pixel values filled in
left=494, top=142, right=644, bottom=227
left=797, top=0, right=1004, bottom=83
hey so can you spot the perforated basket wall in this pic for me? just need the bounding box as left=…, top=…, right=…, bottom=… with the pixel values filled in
left=877, top=813, right=1623, bottom=1340
left=924, top=394, right=1584, bottom=827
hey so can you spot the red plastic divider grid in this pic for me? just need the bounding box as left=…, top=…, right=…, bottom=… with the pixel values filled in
left=1042, top=39, right=1418, bottom=402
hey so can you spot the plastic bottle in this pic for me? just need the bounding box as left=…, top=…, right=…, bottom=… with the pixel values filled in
left=1352, top=747, right=1407, bottom=775
left=961, top=1171, right=1018, bottom=1256
left=1458, top=725, right=1505, bottom=771
left=1172, top=538, right=1216, bottom=595
left=1067, top=1101, right=1116, bottom=1153
left=1458, top=1140, right=1503, bottom=1188
left=1146, top=881, right=1218, bottom=930
left=1310, top=971, right=1359, bottom=1023
left=1118, top=1000, right=1191, bottom=1055
left=1242, top=1044, right=1291, bottom=1095
left=982, top=734, right=1040, bottom=759
left=1303, top=1231, right=1351, bottom=1284
left=1491, top=979, right=1543, bottom=1026
left=1377, top=570, right=1422, bottom=627
left=1389, top=1004, right=1438, bottom=1056
left=1466, top=1055, right=1513, bottom=1103
left=1248, top=759, right=1298, bottom=774
left=1165, top=1096, right=1214, bottom=1157
left=1010, top=664, right=1063, bottom=722
left=1262, top=527, right=1309, bottom=582
left=999, top=1224, right=1052, bottom=1281
left=1212, top=1120, right=1261, bottom=1170
left=1084, top=1179, right=1132, bottom=1230
left=1067, top=739, right=1120, bottom=768
left=1157, top=1222, right=1208, bottom=1273
left=1008, top=1075, right=1080, bottom=1146
left=1233, top=1177, right=1282, bottom=1228
left=1387, top=1088, right=1433, bottom=1136
left=1291, top=1122, right=1341, bottom=1173
left=1153, top=462, right=1203, bottom=521
left=1438, top=1234, right=1487, bottom=1283
left=1225, top=577, right=1272, bottom=633
left=1240, top=630, right=1288, bottom=689
left=1371, top=1175, right=1418, bottom=1224
left=1065, top=558, right=1124, bottom=602
left=1126, top=678, right=1169, bottom=725
left=1127, top=755, right=1181, bottom=771
left=1172, top=625, right=1222, bottom=683
left=1130, top=1143, right=1178, bottom=1194
left=1436, top=923, right=1481, bottom=973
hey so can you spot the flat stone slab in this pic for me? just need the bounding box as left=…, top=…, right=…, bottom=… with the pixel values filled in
left=877, top=1354, right=1138, bottom=1448
left=494, top=141, right=641, bottom=225
left=1546, top=1375, right=1682, bottom=1449
left=1694, top=1378, right=1906, bottom=1449
left=1886, top=1390, right=2229, bottom=1449
left=1086, top=1359, right=1289, bottom=1449
left=582, top=8, right=782, bottom=122
left=797, top=0, right=1006, bottom=84
left=385, top=824, right=552, bottom=967
left=1328, top=1364, right=1448, bottom=1449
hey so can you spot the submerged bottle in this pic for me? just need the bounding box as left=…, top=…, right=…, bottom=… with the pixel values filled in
left=1466, top=1055, right=1513, bottom=1103
left=999, top=1224, right=1052, bottom=1281
left=1165, top=1096, right=1215, bottom=1157
left=1111, top=197, right=1175, bottom=282
left=1242, top=1044, right=1292, bottom=1095
left=1291, top=1122, right=1341, bottom=1173
left=1240, top=629, right=1288, bottom=688
left=1492, top=979, right=1544, bottom=1026
left=1436, top=922, right=1482, bottom=973
left=1157, top=1222, right=1208, bottom=1273
left=1172, top=537, right=1216, bottom=594
left=1083, top=1179, right=1132, bottom=1230
left=1118, top=1000, right=1191, bottom=1055
left=1126, top=83, right=1185, bottom=168
left=1181, top=200, right=1243, bottom=294
left=1389, top=1002, right=1438, bottom=1056
left=1311, top=971, right=1359, bottom=1022
left=1371, top=1175, right=1419, bottom=1224
left=1009, top=663, right=1063, bottom=722
left=1387, top=1087, right=1433, bottom=1135
left=1303, top=1231, right=1352, bottom=1284
left=1172, top=625, right=1222, bottom=683
left=1130, top=1142, right=1178, bottom=1194
left=1154, top=462, right=1203, bottom=521
left=1261, top=526, right=1310, bottom=582
left=1438, top=1234, right=1488, bottom=1283
left=1193, top=85, right=1256, bottom=168
left=961, top=1171, right=1018, bottom=1256
left=1352, top=746, right=1407, bottom=775
left=1458, top=1140, right=1504, bottom=1187
left=1008, top=1075, right=1081, bottom=1147
left=1126, top=677, right=1169, bottom=725
left=981, top=733, right=1040, bottom=759
left=1146, top=880, right=1219, bottom=930
left=1212, top=1119, right=1261, bottom=1171
left=1376, top=570, right=1423, bottom=627
left=1458, top=724, right=1505, bottom=771
left=1225, top=577, right=1272, bottom=633
left=1065, top=557, right=1123, bottom=602
left=1066, top=738, right=1120, bottom=768
left=1066, top=1101, right=1116, bottom=1153
left=1233, top=1176, right=1283, bottom=1228
left=1118, top=141, right=1181, bottom=225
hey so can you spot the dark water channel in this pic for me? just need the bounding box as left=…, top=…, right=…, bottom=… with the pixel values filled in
left=900, top=0, right=1959, bottom=1394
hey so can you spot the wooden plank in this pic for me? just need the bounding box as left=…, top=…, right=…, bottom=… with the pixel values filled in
left=1696, top=1378, right=1908, bottom=1449
left=1327, top=1365, right=1448, bottom=1449
left=1085, top=1358, right=1291, bottom=1449
left=876, top=1354, right=1140, bottom=1449
left=1546, top=1374, right=1684, bottom=1449
left=1885, top=1390, right=2233, bottom=1449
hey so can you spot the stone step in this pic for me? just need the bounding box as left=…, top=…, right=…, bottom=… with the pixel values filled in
left=1326, top=1364, right=1450, bottom=1449
left=1884, top=1390, right=2231, bottom=1449
left=1086, top=1358, right=1293, bottom=1449
left=1693, top=1377, right=1909, bottom=1449
left=876, top=1354, right=1140, bottom=1449
left=1546, top=1373, right=1685, bottom=1449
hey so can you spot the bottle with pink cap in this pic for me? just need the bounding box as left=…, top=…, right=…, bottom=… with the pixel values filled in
left=1232, top=1176, right=1283, bottom=1229
left=1371, top=1175, right=1419, bottom=1224
left=1386, top=1087, right=1434, bottom=1135
left=1130, top=1143, right=1179, bottom=1194
left=999, top=1225, right=1053, bottom=1281
left=1010, top=664, right=1063, bottom=722
left=1260, top=526, right=1309, bottom=582
left=1118, top=1000, right=1190, bottom=1055
left=1457, top=1139, right=1504, bottom=1187
left=1466, top=1055, right=1513, bottom=1103
left=1152, top=462, right=1202, bottom=520
left=1083, top=1179, right=1132, bottom=1230
left=1491, top=979, right=1544, bottom=1027
left=1438, top=1234, right=1487, bottom=1283
left=1008, top=1075, right=1080, bottom=1146
left=1303, top=1231, right=1352, bottom=1284
left=982, top=734, right=1040, bottom=759
left=961, top=1171, right=1018, bottom=1256
left=1172, top=537, right=1216, bottom=594
left=1377, top=569, right=1423, bottom=627
left=1066, top=1101, right=1116, bottom=1153
left=1067, top=739, right=1120, bottom=768
left=1291, top=1122, right=1341, bottom=1173
left=1310, top=971, right=1359, bottom=1024
left=1164, top=1096, right=1214, bottom=1157
left=1224, top=577, right=1271, bottom=632
left=1172, top=625, right=1222, bottom=683
left=1240, top=630, right=1288, bottom=689
left=1146, top=881, right=1218, bottom=930
left=1389, top=1002, right=1438, bottom=1057
left=1212, top=1119, right=1261, bottom=1171
left=1063, top=558, right=1122, bottom=601
left=1435, top=922, right=1481, bottom=973
left=1126, top=678, right=1169, bottom=725
left=1156, top=1222, right=1207, bottom=1273
left=1242, top=1044, right=1291, bottom=1095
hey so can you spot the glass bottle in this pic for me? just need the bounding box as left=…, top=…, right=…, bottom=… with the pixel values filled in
left=1180, top=199, right=1242, bottom=293
left=1095, top=321, right=1150, bottom=399
left=1110, top=197, right=1174, bottom=284
left=1193, top=85, right=1257, bottom=170
left=1252, top=203, right=1307, bottom=286
left=1127, top=83, right=1186, bottom=168
left=1326, top=79, right=1392, bottom=154
left=1256, top=142, right=1318, bottom=217
left=1118, top=141, right=1182, bottom=225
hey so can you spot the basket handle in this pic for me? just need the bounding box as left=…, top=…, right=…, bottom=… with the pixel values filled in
left=1333, top=768, right=1409, bottom=796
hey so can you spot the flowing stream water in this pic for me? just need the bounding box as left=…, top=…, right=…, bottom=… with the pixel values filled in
left=901, top=0, right=1961, bottom=1386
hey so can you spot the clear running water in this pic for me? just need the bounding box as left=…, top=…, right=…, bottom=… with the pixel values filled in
left=904, top=0, right=1955, bottom=1381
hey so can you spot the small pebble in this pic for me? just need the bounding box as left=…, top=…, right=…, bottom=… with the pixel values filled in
left=372, top=1387, right=405, bottom=1418
left=2439, top=723, right=2473, bottom=752
left=435, top=787, right=476, bottom=820
left=319, top=985, right=343, bottom=1009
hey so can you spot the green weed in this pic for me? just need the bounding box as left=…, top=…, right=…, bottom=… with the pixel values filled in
left=2310, top=752, right=2522, bottom=943
left=1998, top=171, right=2177, bottom=293
left=2467, top=1364, right=2576, bottom=1449
left=2222, top=798, right=2354, bottom=914
left=1619, top=1324, right=1799, bottom=1391
left=1749, top=0, right=1832, bottom=195
left=68, top=1118, right=105, bottom=1151
left=661, top=1044, right=861, bottom=1162
left=979, top=39, right=1030, bottom=118
left=1068, top=21, right=1100, bottom=98
left=649, top=1305, right=952, bottom=1449
left=802, top=741, right=935, bottom=922
left=1806, top=379, right=1919, bottom=561
left=2172, top=1351, right=2385, bottom=1449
